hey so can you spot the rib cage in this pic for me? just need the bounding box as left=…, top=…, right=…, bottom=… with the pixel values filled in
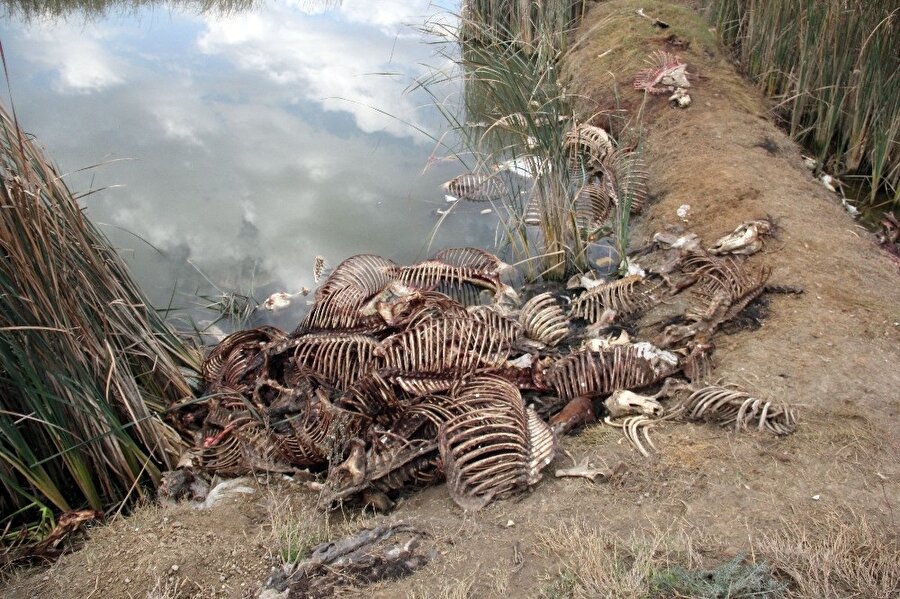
left=518, top=293, right=569, bottom=347
left=676, top=384, right=798, bottom=435
left=468, top=304, right=523, bottom=341
left=564, top=123, right=613, bottom=170
left=574, top=180, right=614, bottom=231
left=432, top=247, right=507, bottom=274
left=547, top=344, right=678, bottom=400
left=601, top=149, right=649, bottom=214
left=633, top=51, right=686, bottom=94
left=392, top=261, right=506, bottom=297
left=439, top=376, right=556, bottom=511
left=202, top=326, right=286, bottom=389
left=377, top=314, right=511, bottom=376
left=443, top=172, right=509, bottom=202
left=286, top=333, right=380, bottom=390
left=314, top=254, right=396, bottom=303
left=190, top=238, right=792, bottom=508
left=570, top=275, right=665, bottom=322
left=683, top=253, right=771, bottom=325
left=313, top=255, right=329, bottom=283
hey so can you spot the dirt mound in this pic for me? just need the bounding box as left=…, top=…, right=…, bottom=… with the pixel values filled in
left=4, top=2, right=899, bottom=598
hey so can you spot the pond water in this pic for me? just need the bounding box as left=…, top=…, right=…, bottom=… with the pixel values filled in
left=0, top=0, right=497, bottom=331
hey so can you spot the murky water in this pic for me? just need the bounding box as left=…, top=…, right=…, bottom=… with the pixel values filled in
left=1, top=0, right=497, bottom=331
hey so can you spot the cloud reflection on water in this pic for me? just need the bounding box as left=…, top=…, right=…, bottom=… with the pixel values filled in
left=0, top=0, right=489, bottom=328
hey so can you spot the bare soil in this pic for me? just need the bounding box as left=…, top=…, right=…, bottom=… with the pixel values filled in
left=4, top=1, right=899, bottom=597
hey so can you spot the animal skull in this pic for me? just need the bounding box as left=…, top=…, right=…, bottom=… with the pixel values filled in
left=709, top=219, right=773, bottom=255
left=604, top=389, right=663, bottom=418
left=660, top=64, right=690, bottom=89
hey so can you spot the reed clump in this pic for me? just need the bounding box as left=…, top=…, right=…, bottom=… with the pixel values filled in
left=0, top=104, right=199, bottom=542
left=706, top=0, right=899, bottom=208
left=461, top=0, right=587, bottom=49
left=428, top=4, right=641, bottom=282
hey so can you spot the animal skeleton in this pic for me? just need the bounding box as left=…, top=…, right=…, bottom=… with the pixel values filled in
left=564, top=123, right=613, bottom=170
left=674, top=383, right=798, bottom=435
left=547, top=344, right=678, bottom=400
left=709, top=219, right=774, bottom=256
left=600, top=149, right=649, bottom=214
left=604, top=415, right=657, bottom=457
left=633, top=51, right=689, bottom=94
left=570, top=275, right=666, bottom=323
left=442, top=172, right=509, bottom=202
left=192, top=238, right=799, bottom=509
left=439, top=376, right=557, bottom=510
left=574, top=180, right=614, bottom=231
left=518, top=292, right=570, bottom=347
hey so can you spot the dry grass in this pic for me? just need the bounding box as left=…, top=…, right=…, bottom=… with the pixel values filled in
left=537, top=520, right=706, bottom=598
left=264, top=491, right=331, bottom=567
left=757, top=510, right=900, bottom=599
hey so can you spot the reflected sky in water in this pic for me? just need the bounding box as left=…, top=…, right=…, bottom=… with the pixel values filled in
left=1, top=0, right=495, bottom=329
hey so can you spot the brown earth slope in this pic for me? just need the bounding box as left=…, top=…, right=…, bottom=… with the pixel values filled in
left=4, top=1, right=899, bottom=598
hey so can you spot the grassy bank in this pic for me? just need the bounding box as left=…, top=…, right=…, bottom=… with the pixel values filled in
left=0, top=104, right=198, bottom=544
left=705, top=0, right=899, bottom=208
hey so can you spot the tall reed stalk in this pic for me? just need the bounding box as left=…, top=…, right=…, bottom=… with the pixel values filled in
left=0, top=104, right=198, bottom=538
left=706, top=0, right=899, bottom=207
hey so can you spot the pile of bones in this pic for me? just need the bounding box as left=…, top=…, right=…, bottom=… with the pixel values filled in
left=183, top=119, right=798, bottom=512
left=186, top=238, right=798, bottom=512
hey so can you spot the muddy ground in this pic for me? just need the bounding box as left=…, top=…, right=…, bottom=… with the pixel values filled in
left=4, top=1, right=899, bottom=597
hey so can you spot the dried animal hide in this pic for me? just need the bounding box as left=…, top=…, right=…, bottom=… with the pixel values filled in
left=549, top=395, right=596, bottom=435
left=547, top=343, right=679, bottom=400
left=442, top=172, right=509, bottom=202
left=674, top=384, right=798, bottom=435
left=633, top=51, right=689, bottom=94
left=570, top=275, right=665, bottom=323
left=261, top=523, right=434, bottom=598
left=318, top=419, right=441, bottom=510
left=202, top=326, right=287, bottom=392
left=439, top=376, right=557, bottom=510
left=518, top=293, right=570, bottom=347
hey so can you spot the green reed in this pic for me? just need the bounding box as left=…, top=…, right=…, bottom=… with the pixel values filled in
left=706, top=0, right=899, bottom=207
